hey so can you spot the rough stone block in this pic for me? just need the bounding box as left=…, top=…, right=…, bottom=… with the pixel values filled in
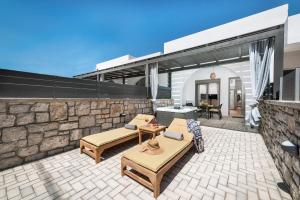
left=295, top=122, right=300, bottom=137
left=59, top=122, right=78, bottom=131
left=0, top=114, right=16, bottom=128
left=36, top=113, right=49, bottom=123
left=113, top=117, right=120, bottom=124
left=83, top=128, right=90, bottom=136
left=75, top=101, right=90, bottom=116
left=17, top=113, right=35, bottom=125
left=24, top=152, right=46, bottom=162
left=28, top=133, right=43, bottom=146
left=67, top=101, right=75, bottom=107
left=40, top=135, right=69, bottom=152
left=58, top=131, right=69, bottom=135
left=91, top=110, right=101, bottom=115
left=70, top=129, right=82, bottom=141
left=0, top=102, right=6, bottom=112
left=0, top=152, right=15, bottom=159
left=68, top=107, right=75, bottom=116
left=79, top=116, right=95, bottom=128
left=110, top=104, right=123, bottom=117
left=127, top=104, right=136, bottom=112
left=90, top=127, right=101, bottom=134
left=91, top=101, right=97, bottom=109
left=49, top=102, right=67, bottom=121
left=0, top=157, right=23, bottom=170
left=31, top=103, right=49, bottom=112
left=2, top=127, right=27, bottom=142
left=68, top=116, right=78, bottom=122
left=48, top=148, right=63, bottom=156
left=101, top=109, right=109, bottom=114
left=97, top=101, right=106, bottom=109
left=17, top=140, right=27, bottom=147
left=288, top=116, right=296, bottom=133
left=27, top=122, right=59, bottom=133
left=0, top=142, right=17, bottom=154
left=293, top=159, right=300, bottom=175
left=102, top=123, right=112, bottom=130
left=9, top=104, right=30, bottom=114
left=18, top=145, right=39, bottom=157
left=44, top=130, right=58, bottom=138
left=96, top=118, right=105, bottom=124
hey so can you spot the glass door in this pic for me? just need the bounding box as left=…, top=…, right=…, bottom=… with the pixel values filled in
left=229, top=77, right=244, bottom=117
left=195, top=80, right=220, bottom=107
left=198, top=84, right=208, bottom=105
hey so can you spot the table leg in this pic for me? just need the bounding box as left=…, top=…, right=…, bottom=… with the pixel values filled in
left=139, top=130, right=142, bottom=144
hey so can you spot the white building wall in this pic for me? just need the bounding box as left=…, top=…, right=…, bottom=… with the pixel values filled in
left=286, top=14, right=300, bottom=48
left=284, top=50, right=300, bottom=69
left=96, top=55, right=135, bottom=71
left=164, top=5, right=288, bottom=53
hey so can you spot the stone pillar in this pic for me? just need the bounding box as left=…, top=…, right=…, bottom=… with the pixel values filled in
left=273, top=27, right=284, bottom=100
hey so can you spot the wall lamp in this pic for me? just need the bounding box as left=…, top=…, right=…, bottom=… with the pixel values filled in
left=281, top=140, right=298, bottom=156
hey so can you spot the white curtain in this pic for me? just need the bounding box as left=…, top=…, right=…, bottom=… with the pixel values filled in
left=246, top=38, right=274, bottom=127
left=150, top=62, right=159, bottom=112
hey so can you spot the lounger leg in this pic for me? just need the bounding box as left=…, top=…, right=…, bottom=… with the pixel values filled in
left=80, top=141, right=84, bottom=154
left=95, top=149, right=103, bottom=164
left=150, top=174, right=163, bottom=198
left=121, top=158, right=126, bottom=177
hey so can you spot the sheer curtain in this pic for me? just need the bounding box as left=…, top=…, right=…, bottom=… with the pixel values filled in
left=246, top=37, right=274, bottom=127
left=150, top=62, right=159, bottom=112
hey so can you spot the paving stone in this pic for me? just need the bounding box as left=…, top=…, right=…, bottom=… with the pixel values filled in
left=0, top=126, right=292, bottom=200
left=7, top=187, right=20, bottom=199
left=21, top=186, right=34, bottom=197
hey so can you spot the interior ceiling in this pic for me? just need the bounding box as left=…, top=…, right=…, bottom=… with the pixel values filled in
left=86, top=43, right=250, bottom=80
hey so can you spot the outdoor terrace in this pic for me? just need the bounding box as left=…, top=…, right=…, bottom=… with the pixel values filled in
left=0, top=126, right=291, bottom=200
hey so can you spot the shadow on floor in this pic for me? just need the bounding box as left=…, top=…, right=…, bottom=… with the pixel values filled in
left=160, top=149, right=196, bottom=193
left=198, top=116, right=258, bottom=133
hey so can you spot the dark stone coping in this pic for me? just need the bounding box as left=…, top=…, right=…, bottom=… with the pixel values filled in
left=0, top=98, right=158, bottom=103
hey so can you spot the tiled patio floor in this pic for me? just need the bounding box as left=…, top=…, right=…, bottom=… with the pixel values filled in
left=0, top=127, right=291, bottom=200
left=198, top=117, right=258, bottom=133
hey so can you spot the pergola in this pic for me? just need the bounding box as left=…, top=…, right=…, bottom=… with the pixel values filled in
left=74, top=25, right=284, bottom=99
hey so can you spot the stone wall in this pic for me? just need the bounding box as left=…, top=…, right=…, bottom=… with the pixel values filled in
left=259, top=100, right=300, bottom=199
left=0, top=98, right=173, bottom=170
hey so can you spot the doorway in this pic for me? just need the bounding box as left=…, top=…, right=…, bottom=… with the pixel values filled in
left=195, top=79, right=220, bottom=107
left=228, top=77, right=244, bottom=118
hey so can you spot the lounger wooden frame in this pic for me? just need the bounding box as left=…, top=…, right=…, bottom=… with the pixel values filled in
left=121, top=142, right=193, bottom=198
left=80, top=133, right=138, bottom=163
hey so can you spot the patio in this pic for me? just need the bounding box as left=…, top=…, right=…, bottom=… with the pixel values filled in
left=198, top=117, right=258, bottom=133
left=0, top=126, right=291, bottom=200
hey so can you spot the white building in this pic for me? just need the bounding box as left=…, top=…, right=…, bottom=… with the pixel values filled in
left=75, top=4, right=300, bottom=119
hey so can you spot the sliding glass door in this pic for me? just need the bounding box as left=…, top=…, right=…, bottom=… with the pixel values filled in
left=195, top=79, right=220, bottom=106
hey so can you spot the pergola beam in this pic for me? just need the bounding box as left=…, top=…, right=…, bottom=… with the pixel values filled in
left=74, top=25, right=283, bottom=81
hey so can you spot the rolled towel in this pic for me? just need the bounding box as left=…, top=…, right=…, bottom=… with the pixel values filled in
left=125, top=124, right=137, bottom=130
left=163, top=131, right=183, bottom=141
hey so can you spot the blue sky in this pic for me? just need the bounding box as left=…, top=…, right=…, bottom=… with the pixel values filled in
left=0, top=0, right=299, bottom=77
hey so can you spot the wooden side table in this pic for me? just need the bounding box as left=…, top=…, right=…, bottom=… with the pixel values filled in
left=138, top=125, right=166, bottom=144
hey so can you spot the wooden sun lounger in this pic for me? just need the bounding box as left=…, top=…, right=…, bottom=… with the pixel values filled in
left=121, top=143, right=193, bottom=198
left=80, top=114, right=154, bottom=163
left=121, top=118, right=194, bottom=198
